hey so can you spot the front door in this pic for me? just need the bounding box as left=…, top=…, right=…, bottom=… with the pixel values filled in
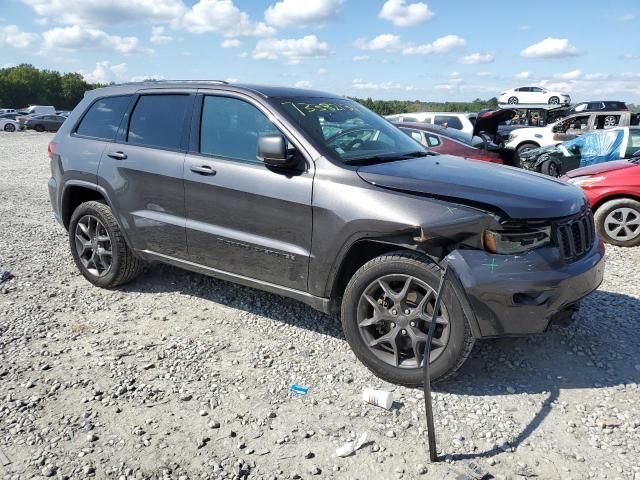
left=97, top=92, right=194, bottom=259
left=184, top=93, right=313, bottom=290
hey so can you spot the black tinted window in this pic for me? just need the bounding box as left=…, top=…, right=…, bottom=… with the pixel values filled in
left=76, top=96, right=132, bottom=140
left=200, top=96, right=279, bottom=163
left=128, top=95, right=191, bottom=149
left=434, top=115, right=463, bottom=130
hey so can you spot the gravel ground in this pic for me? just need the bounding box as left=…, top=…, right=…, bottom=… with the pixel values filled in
left=1, top=131, right=639, bottom=480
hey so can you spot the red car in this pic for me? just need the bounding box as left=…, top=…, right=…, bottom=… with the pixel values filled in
left=562, top=158, right=640, bottom=247
left=395, top=109, right=516, bottom=165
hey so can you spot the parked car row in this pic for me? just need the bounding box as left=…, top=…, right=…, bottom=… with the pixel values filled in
left=0, top=105, right=67, bottom=132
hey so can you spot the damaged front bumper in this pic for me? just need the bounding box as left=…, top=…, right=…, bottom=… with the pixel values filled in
left=446, top=239, right=605, bottom=338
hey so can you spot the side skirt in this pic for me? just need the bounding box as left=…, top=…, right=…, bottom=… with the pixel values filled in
left=138, top=250, right=333, bottom=315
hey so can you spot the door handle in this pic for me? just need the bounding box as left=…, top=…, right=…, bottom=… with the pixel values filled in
left=107, top=151, right=127, bottom=160
left=190, top=165, right=217, bottom=176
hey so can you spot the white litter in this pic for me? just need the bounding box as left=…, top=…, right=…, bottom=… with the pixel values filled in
left=335, top=433, right=367, bottom=458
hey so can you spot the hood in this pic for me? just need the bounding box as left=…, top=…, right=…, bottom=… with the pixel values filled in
left=473, top=109, right=516, bottom=137
left=563, top=160, right=635, bottom=178
left=357, top=155, right=586, bottom=219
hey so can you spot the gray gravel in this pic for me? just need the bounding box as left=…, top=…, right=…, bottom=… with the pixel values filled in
left=1, top=131, right=639, bottom=480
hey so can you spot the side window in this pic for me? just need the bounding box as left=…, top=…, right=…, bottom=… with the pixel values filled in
left=587, top=102, right=603, bottom=111
left=425, top=134, right=441, bottom=147
left=127, top=95, right=191, bottom=149
left=558, top=115, right=589, bottom=132
left=531, top=87, right=543, bottom=93
left=76, top=96, right=132, bottom=140
left=400, top=128, right=424, bottom=144
left=434, top=115, right=463, bottom=130
left=200, top=96, right=279, bottom=163
left=625, top=131, right=640, bottom=157
left=594, top=114, right=621, bottom=130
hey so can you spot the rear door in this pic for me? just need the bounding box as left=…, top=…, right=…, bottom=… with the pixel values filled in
left=183, top=92, right=313, bottom=289
left=97, top=92, right=194, bottom=259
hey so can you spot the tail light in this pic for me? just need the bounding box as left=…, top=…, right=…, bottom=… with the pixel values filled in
left=48, top=142, right=57, bottom=159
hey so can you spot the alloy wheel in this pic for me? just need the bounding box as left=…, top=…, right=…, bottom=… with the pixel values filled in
left=508, top=97, right=518, bottom=104
left=356, top=274, right=450, bottom=369
left=603, top=116, right=616, bottom=128
left=4, top=123, right=15, bottom=132
left=74, top=215, right=113, bottom=277
left=604, top=207, right=640, bottom=242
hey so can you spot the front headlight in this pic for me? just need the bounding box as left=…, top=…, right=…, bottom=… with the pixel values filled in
left=483, top=228, right=551, bottom=254
left=567, top=175, right=605, bottom=187
left=508, top=133, right=518, bottom=142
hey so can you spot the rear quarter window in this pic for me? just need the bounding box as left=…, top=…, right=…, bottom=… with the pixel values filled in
left=76, top=96, right=133, bottom=140
left=434, top=115, right=463, bottom=130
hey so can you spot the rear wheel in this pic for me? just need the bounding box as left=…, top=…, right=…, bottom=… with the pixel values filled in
left=548, top=96, right=560, bottom=104
left=341, top=251, right=474, bottom=386
left=541, top=158, right=561, bottom=177
left=4, top=123, right=16, bottom=132
left=508, top=96, right=518, bottom=104
left=517, top=142, right=539, bottom=157
left=594, top=199, right=640, bottom=247
left=69, top=201, right=144, bottom=288
left=603, top=115, right=617, bottom=128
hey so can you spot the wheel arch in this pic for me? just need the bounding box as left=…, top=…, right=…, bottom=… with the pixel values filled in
left=591, top=193, right=640, bottom=213
left=516, top=140, right=540, bottom=151
left=61, top=182, right=115, bottom=230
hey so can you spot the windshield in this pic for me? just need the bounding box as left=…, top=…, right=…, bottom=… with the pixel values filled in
left=273, top=97, right=427, bottom=163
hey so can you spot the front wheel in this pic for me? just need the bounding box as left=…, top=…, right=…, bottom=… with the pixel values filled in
left=508, top=96, right=518, bottom=104
left=548, top=96, right=560, bottom=104
left=4, top=123, right=16, bottom=132
left=594, top=199, right=640, bottom=247
left=69, top=201, right=144, bottom=288
left=517, top=142, right=539, bottom=157
left=341, top=252, right=474, bottom=386
left=541, top=158, right=561, bottom=177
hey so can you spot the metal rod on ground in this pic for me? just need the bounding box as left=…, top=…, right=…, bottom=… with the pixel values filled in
left=423, top=261, right=449, bottom=463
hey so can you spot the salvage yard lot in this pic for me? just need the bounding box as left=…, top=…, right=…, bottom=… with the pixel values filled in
left=1, top=132, right=639, bottom=479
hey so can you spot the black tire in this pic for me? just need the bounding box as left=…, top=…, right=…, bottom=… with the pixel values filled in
left=548, top=96, right=560, bottom=104
left=517, top=142, right=539, bottom=157
left=508, top=96, right=518, bottom=104
left=34, top=124, right=45, bottom=132
left=4, top=123, right=15, bottom=132
left=594, top=198, right=640, bottom=247
left=341, top=251, right=475, bottom=386
left=69, top=201, right=144, bottom=288
left=540, top=158, right=561, bottom=177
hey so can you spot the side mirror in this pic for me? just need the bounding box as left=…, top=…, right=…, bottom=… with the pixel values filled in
left=258, top=135, right=298, bottom=169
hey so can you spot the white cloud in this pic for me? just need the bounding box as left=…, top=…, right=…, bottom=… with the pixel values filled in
left=150, top=26, right=172, bottom=45
left=130, top=74, right=165, bottom=82
left=252, top=35, right=331, bottom=64
left=0, top=25, right=39, bottom=49
left=352, top=55, right=369, bottom=61
left=351, top=78, right=420, bottom=91
left=22, top=0, right=186, bottom=26
left=354, top=34, right=403, bottom=52
left=477, top=71, right=492, bottom=77
left=459, top=52, right=494, bottom=65
left=79, top=61, right=127, bottom=83
left=378, top=0, right=434, bottom=28
left=355, top=33, right=465, bottom=55
left=35, top=17, right=48, bottom=26
left=554, top=69, right=582, bottom=80
left=293, top=80, right=313, bottom=88
left=401, top=34, right=466, bottom=55
left=520, top=37, right=579, bottom=58
left=265, top=0, right=343, bottom=28
left=519, top=25, right=529, bottom=31
left=42, top=25, right=153, bottom=55
left=618, top=13, right=636, bottom=22
left=317, top=68, right=328, bottom=75
left=515, top=71, right=531, bottom=79
left=181, top=0, right=275, bottom=37
left=221, top=39, right=242, bottom=48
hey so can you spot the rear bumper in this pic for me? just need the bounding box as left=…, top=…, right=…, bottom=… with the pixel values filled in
left=447, top=240, right=605, bottom=338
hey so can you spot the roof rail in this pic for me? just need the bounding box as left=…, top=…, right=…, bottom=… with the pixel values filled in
left=115, top=79, right=231, bottom=86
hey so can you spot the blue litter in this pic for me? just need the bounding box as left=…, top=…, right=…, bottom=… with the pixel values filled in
left=289, top=384, right=309, bottom=395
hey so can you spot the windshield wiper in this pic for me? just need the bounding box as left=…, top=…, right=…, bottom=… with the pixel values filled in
left=345, top=150, right=435, bottom=165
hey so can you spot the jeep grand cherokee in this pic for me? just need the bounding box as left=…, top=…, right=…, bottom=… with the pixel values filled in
left=48, top=81, right=605, bottom=386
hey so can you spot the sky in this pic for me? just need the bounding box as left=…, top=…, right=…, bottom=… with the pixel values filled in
left=1, top=0, right=640, bottom=103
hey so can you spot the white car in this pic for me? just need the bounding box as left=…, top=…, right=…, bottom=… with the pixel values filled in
left=499, top=86, right=570, bottom=105
left=505, top=111, right=632, bottom=156
left=385, top=112, right=474, bottom=136
left=0, top=108, right=17, bottom=115
left=0, top=118, right=20, bottom=132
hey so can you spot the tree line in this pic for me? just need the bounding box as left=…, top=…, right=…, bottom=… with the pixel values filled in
left=2, top=64, right=638, bottom=114
left=0, top=64, right=104, bottom=111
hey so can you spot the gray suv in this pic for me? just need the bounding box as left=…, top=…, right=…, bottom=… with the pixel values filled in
left=48, top=81, right=605, bottom=386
